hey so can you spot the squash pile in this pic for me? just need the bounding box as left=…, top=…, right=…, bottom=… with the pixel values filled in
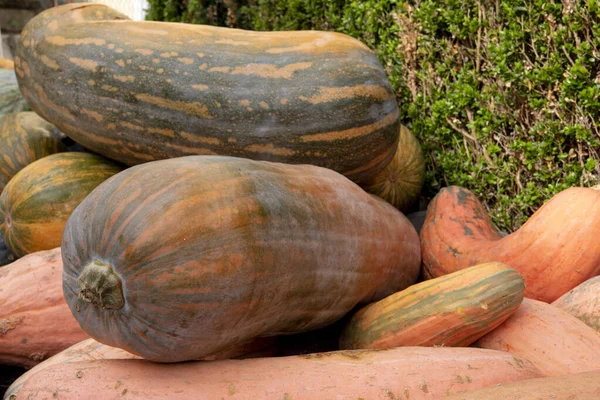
left=1, top=3, right=599, bottom=400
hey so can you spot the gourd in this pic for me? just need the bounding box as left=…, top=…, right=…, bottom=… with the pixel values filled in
left=474, top=298, right=600, bottom=377
left=0, top=111, right=67, bottom=193
left=16, top=3, right=400, bottom=183
left=339, top=262, right=524, bottom=350
left=0, top=69, right=29, bottom=118
left=0, top=152, right=123, bottom=257
left=552, top=276, right=600, bottom=333
left=420, top=186, right=600, bottom=302
left=13, top=347, right=543, bottom=400
left=361, top=124, right=425, bottom=211
left=0, top=248, right=88, bottom=367
left=62, top=155, right=421, bottom=362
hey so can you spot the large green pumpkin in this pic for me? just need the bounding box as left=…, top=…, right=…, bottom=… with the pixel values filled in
left=0, top=152, right=123, bottom=257
left=16, top=3, right=400, bottom=183
left=0, top=111, right=67, bottom=193
left=61, top=156, right=421, bottom=362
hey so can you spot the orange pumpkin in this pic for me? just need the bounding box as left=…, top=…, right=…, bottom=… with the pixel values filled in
left=552, top=276, right=600, bottom=333
left=420, top=186, right=600, bottom=302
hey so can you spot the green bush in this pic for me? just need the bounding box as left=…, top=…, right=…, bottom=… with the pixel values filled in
left=146, top=0, right=600, bottom=232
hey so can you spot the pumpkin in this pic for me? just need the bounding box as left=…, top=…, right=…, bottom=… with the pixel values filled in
left=5, top=336, right=277, bottom=399
left=0, top=58, right=15, bottom=70
left=13, top=347, right=542, bottom=400
left=0, top=152, right=123, bottom=257
left=62, top=155, right=421, bottom=362
left=0, top=248, right=88, bottom=368
left=0, top=111, right=67, bottom=193
left=339, top=262, right=525, bottom=350
left=444, top=370, right=600, bottom=400
left=0, top=70, right=29, bottom=118
left=361, top=124, right=425, bottom=211
left=474, top=298, right=600, bottom=377
left=552, top=276, right=600, bottom=333
left=420, top=186, right=600, bottom=302
left=16, top=3, right=400, bottom=183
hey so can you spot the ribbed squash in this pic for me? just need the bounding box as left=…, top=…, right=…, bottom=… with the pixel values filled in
left=420, top=186, right=600, bottom=302
left=0, top=248, right=88, bottom=368
left=361, top=125, right=425, bottom=211
left=474, top=298, right=600, bottom=377
left=0, top=152, right=123, bottom=257
left=340, top=262, right=525, bottom=350
left=0, top=112, right=67, bottom=193
left=0, top=58, right=14, bottom=70
left=62, top=155, right=421, bottom=363
left=0, top=70, right=29, bottom=118
left=16, top=3, right=400, bottom=183
left=13, top=347, right=543, bottom=400
left=444, top=371, right=600, bottom=400
left=552, top=276, right=600, bottom=333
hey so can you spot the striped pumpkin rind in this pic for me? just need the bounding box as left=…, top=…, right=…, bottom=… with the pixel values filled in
left=361, top=124, right=425, bottom=211
left=0, top=152, right=123, bottom=257
left=16, top=4, right=400, bottom=183
left=339, top=262, right=525, bottom=350
left=61, top=155, right=421, bottom=363
left=0, top=111, right=67, bottom=193
left=0, top=69, right=30, bottom=118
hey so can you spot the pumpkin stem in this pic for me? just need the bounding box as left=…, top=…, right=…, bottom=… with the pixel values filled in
left=78, top=259, right=125, bottom=309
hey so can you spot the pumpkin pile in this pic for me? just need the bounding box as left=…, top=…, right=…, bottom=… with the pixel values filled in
left=1, top=3, right=599, bottom=399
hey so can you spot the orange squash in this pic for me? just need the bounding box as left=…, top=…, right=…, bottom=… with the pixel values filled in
left=444, top=370, right=600, bottom=400
left=4, top=336, right=278, bottom=399
left=0, top=248, right=88, bottom=367
left=13, top=347, right=542, bottom=400
left=339, top=262, right=524, bottom=350
left=474, top=298, right=600, bottom=377
left=552, top=276, right=600, bottom=333
left=420, top=186, right=600, bottom=302
left=0, top=58, right=14, bottom=70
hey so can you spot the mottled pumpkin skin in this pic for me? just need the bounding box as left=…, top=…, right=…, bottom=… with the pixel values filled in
left=0, top=112, right=67, bottom=193
left=339, top=262, right=525, bottom=350
left=420, top=186, right=600, bottom=302
left=0, top=70, right=30, bottom=118
left=61, top=156, right=421, bottom=363
left=361, top=125, right=425, bottom=211
left=16, top=4, right=400, bottom=183
left=0, top=152, right=123, bottom=257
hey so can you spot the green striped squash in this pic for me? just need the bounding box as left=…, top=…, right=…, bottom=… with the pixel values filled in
left=0, top=111, right=67, bottom=193
left=16, top=4, right=400, bottom=183
left=339, top=262, right=525, bottom=350
left=0, top=152, right=123, bottom=257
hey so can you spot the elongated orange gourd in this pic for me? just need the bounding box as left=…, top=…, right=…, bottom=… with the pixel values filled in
left=62, top=156, right=421, bottom=363
left=475, top=298, right=600, bottom=377
left=0, top=248, right=88, bottom=368
left=340, top=262, right=524, bottom=350
left=14, top=347, right=543, bottom=400
left=420, top=186, right=600, bottom=302
left=16, top=3, right=400, bottom=183
left=444, top=371, right=600, bottom=400
left=552, top=276, right=600, bottom=333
